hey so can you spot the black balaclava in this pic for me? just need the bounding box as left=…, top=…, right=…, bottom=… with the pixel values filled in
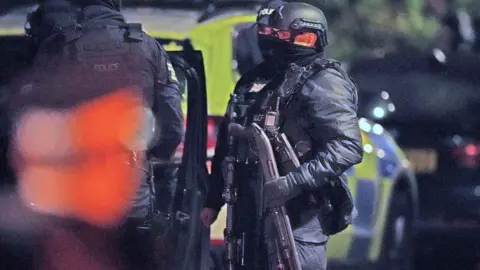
left=258, top=35, right=323, bottom=67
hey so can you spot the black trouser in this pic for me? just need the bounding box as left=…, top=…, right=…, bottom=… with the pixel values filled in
left=118, top=219, right=156, bottom=270
left=267, top=240, right=327, bottom=270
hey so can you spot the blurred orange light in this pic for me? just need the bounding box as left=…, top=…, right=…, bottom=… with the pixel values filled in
left=13, top=89, right=145, bottom=228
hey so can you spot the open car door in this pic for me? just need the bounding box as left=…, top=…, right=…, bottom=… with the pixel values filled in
left=153, top=40, right=210, bottom=270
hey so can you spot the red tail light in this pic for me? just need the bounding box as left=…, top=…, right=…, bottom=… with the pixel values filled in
left=207, top=116, right=222, bottom=161
left=174, top=116, right=221, bottom=161
left=452, top=143, right=480, bottom=168
left=207, top=117, right=219, bottom=150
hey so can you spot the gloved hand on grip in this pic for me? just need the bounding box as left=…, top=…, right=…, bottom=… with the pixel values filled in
left=263, top=174, right=302, bottom=208
left=264, top=168, right=329, bottom=208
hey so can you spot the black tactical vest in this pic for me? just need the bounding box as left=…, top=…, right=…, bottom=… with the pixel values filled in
left=233, top=58, right=349, bottom=155
left=23, top=22, right=149, bottom=110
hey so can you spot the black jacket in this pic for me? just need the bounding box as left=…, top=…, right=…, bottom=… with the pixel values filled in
left=77, top=4, right=184, bottom=217
left=78, top=4, right=184, bottom=161
left=205, top=59, right=363, bottom=242
left=14, top=2, right=184, bottom=161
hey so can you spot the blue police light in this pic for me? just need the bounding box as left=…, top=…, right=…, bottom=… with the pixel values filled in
left=358, top=118, right=371, bottom=132
left=373, top=107, right=386, bottom=119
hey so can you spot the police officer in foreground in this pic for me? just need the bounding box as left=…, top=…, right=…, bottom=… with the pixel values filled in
left=74, top=2, right=185, bottom=269
left=75, top=0, right=185, bottom=220
left=10, top=0, right=184, bottom=269
left=201, top=2, right=363, bottom=269
left=23, top=0, right=183, bottom=215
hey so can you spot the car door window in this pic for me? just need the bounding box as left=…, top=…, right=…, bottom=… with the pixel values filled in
left=155, top=47, right=209, bottom=270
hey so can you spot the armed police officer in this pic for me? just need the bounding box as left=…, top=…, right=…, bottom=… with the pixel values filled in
left=201, top=2, right=363, bottom=270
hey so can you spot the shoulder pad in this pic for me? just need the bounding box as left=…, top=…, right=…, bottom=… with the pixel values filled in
left=123, top=23, right=143, bottom=42
left=312, top=58, right=340, bottom=70
left=312, top=58, right=356, bottom=89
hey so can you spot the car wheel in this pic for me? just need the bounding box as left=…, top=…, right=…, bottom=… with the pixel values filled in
left=377, top=190, right=415, bottom=270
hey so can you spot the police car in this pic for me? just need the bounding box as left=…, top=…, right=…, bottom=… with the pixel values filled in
left=0, top=2, right=418, bottom=269
left=349, top=49, right=480, bottom=266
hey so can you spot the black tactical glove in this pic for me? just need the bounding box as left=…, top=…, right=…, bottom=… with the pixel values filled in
left=263, top=174, right=301, bottom=208
left=264, top=168, right=330, bottom=208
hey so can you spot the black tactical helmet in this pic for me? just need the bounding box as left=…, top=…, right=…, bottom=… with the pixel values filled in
left=257, top=2, right=328, bottom=49
left=25, top=1, right=79, bottom=44
left=256, top=0, right=286, bottom=23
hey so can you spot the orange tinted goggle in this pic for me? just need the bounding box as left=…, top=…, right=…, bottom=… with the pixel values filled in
left=257, top=24, right=318, bottom=47
left=258, top=25, right=293, bottom=40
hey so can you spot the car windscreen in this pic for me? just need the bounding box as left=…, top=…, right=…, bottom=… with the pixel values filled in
left=351, top=52, right=480, bottom=132
left=357, top=72, right=479, bottom=123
